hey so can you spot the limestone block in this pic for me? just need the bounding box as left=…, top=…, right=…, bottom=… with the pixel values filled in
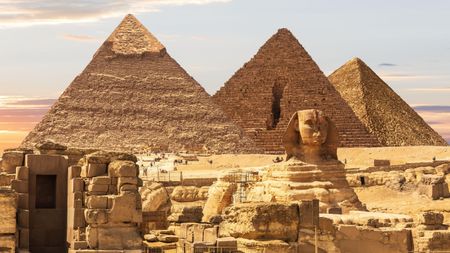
left=71, top=178, right=84, bottom=193
left=86, top=225, right=98, bottom=248
left=171, top=186, right=209, bottom=202
left=120, top=184, right=138, bottom=193
left=118, top=176, right=138, bottom=188
left=72, top=240, right=88, bottom=250
left=15, top=166, right=28, bottom=180
left=179, top=223, right=196, bottom=239
left=168, top=205, right=203, bottom=223
left=69, top=165, right=82, bottom=179
left=0, top=234, right=15, bottom=252
left=87, top=183, right=109, bottom=193
left=435, top=163, right=450, bottom=175
left=158, top=234, right=179, bottom=243
left=216, top=237, right=237, bottom=249
left=0, top=173, right=14, bottom=187
left=417, top=212, right=444, bottom=225
left=108, top=160, right=138, bottom=177
left=203, top=226, right=218, bottom=244
left=108, top=191, right=142, bottom=223
left=91, top=176, right=111, bottom=185
left=141, top=186, right=169, bottom=212
left=18, top=209, right=29, bottom=228
left=202, top=181, right=236, bottom=222
left=144, top=233, right=158, bottom=242
left=84, top=209, right=108, bottom=224
left=68, top=208, right=86, bottom=228
left=17, top=193, right=29, bottom=209
left=1, top=151, right=24, bottom=173
left=11, top=179, right=28, bottom=193
left=219, top=202, right=299, bottom=242
left=299, top=200, right=319, bottom=228
left=0, top=191, right=17, bottom=234
left=81, top=163, right=107, bottom=178
left=86, top=195, right=108, bottom=209
left=86, top=153, right=110, bottom=164
left=19, top=228, right=29, bottom=249
left=97, top=226, right=142, bottom=250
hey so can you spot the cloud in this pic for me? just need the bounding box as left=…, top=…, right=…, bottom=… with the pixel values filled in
left=62, top=34, right=98, bottom=42
left=0, top=0, right=231, bottom=28
left=378, top=63, right=397, bottom=67
left=414, top=106, right=450, bottom=143
left=378, top=72, right=447, bottom=81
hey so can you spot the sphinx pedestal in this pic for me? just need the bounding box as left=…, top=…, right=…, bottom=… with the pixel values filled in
left=247, top=160, right=365, bottom=213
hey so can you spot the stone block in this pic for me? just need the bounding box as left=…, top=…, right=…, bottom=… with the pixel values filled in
left=216, top=237, right=237, bottom=248
left=68, top=208, right=86, bottom=228
left=17, top=193, right=29, bottom=209
left=71, top=178, right=84, bottom=193
left=108, top=160, right=138, bottom=177
left=86, top=225, right=98, bottom=248
left=15, top=166, right=28, bottom=180
left=203, top=226, right=218, bottom=244
left=87, top=183, right=109, bottom=193
left=0, top=234, right=15, bottom=252
left=299, top=199, right=319, bottom=228
left=81, top=163, right=107, bottom=178
left=158, top=234, right=179, bottom=243
left=11, top=179, right=28, bottom=193
left=118, top=176, right=138, bottom=188
left=374, top=159, right=390, bottom=166
left=91, top=176, right=111, bottom=185
left=97, top=226, right=142, bottom=250
left=179, top=223, right=196, bottom=239
left=120, top=184, right=138, bottom=193
left=84, top=209, right=108, bottom=224
left=18, top=209, right=29, bottom=228
left=417, top=212, right=444, bottom=225
left=108, top=191, right=142, bottom=223
left=19, top=228, right=29, bottom=249
left=72, top=240, right=88, bottom=250
left=1, top=151, right=24, bottom=173
left=86, top=195, right=108, bottom=209
left=69, top=165, right=82, bottom=179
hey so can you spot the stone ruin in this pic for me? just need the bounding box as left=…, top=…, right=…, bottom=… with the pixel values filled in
left=0, top=110, right=450, bottom=252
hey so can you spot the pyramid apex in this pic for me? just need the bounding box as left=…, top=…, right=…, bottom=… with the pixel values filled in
left=106, top=14, right=165, bottom=55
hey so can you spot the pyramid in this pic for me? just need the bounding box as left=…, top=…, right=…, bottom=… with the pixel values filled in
left=328, top=57, right=447, bottom=146
left=21, top=14, right=257, bottom=153
left=213, top=28, right=380, bottom=153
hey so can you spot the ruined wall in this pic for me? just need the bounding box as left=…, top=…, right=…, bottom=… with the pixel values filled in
left=67, top=152, right=143, bottom=251
left=0, top=189, right=17, bottom=253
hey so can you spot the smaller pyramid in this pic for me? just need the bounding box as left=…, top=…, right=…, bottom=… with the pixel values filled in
left=213, top=29, right=380, bottom=153
left=328, top=57, right=447, bottom=146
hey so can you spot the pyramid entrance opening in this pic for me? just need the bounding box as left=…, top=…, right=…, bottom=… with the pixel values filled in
left=268, top=81, right=286, bottom=130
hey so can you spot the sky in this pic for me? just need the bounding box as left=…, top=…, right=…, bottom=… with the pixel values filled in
left=0, top=0, right=449, bottom=152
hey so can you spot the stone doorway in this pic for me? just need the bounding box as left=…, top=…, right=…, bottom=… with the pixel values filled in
left=27, top=154, right=68, bottom=253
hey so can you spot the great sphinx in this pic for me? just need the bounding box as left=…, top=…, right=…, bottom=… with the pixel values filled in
left=283, top=109, right=338, bottom=163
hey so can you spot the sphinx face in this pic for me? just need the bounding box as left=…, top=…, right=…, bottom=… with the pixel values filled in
left=298, top=110, right=328, bottom=146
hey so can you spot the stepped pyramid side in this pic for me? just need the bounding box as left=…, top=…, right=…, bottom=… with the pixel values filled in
left=328, top=58, right=447, bottom=146
left=213, top=29, right=380, bottom=153
left=21, top=14, right=258, bottom=153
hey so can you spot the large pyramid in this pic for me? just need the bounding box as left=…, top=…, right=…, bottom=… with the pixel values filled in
left=213, top=29, right=380, bottom=153
left=21, top=14, right=257, bottom=153
left=328, top=57, right=447, bottom=146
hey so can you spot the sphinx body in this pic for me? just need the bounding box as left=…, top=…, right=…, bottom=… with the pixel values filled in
left=247, top=109, right=365, bottom=213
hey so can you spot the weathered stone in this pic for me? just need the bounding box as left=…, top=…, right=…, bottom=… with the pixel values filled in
left=97, top=226, right=142, bottom=250
left=69, top=165, right=82, bottom=179
left=86, top=195, right=108, bottom=209
left=81, top=163, right=107, bottom=177
left=168, top=205, right=203, bottom=223
left=0, top=190, right=17, bottom=234
left=158, top=234, right=179, bottom=243
left=15, top=166, right=28, bottom=180
left=87, top=183, right=109, bottom=193
left=118, top=176, right=137, bottom=188
left=84, top=209, right=108, bottom=224
left=86, top=225, right=98, bottom=248
left=71, top=178, right=84, bottom=193
left=219, top=202, right=299, bottom=242
left=141, top=184, right=169, bottom=212
left=417, top=212, right=444, bottom=225
left=108, top=191, right=142, bottom=223
left=171, top=185, right=209, bottom=202
left=11, top=179, right=28, bottom=193
left=144, top=233, right=158, bottom=242
left=1, top=151, right=24, bottom=173
left=91, top=176, right=111, bottom=185
left=202, top=180, right=236, bottom=222
left=108, top=160, right=138, bottom=177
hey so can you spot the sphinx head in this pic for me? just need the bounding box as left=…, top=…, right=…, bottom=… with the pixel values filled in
left=283, top=109, right=338, bottom=163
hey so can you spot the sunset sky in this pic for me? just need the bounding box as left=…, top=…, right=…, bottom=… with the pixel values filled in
left=0, top=0, right=449, bottom=152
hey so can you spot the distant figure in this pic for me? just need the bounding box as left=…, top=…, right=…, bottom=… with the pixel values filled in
left=208, top=160, right=213, bottom=165
left=185, top=160, right=188, bottom=165
left=433, top=156, right=436, bottom=162
left=272, top=157, right=283, bottom=163
left=174, top=167, right=177, bottom=171
left=143, top=167, right=148, bottom=177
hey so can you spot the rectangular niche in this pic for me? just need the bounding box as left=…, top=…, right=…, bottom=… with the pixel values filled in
left=35, top=175, right=57, bottom=209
